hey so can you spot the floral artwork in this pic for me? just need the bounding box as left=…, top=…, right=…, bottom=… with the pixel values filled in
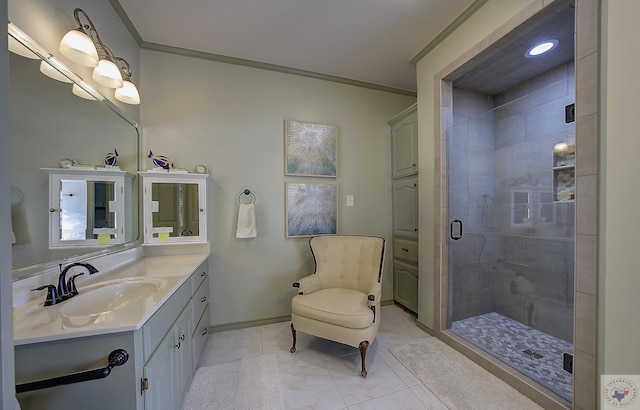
left=286, top=182, right=337, bottom=237
left=285, top=120, right=337, bottom=177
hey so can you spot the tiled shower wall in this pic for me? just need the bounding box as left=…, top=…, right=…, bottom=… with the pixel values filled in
left=449, top=90, right=497, bottom=322
left=451, top=63, right=575, bottom=342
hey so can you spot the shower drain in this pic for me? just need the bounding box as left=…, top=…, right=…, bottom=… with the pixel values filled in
left=522, top=349, right=544, bottom=359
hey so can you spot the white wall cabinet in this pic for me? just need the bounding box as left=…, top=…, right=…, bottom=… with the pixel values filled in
left=42, top=168, right=134, bottom=248
left=392, top=177, right=419, bottom=238
left=390, top=104, right=418, bottom=178
left=389, top=104, right=419, bottom=313
left=139, top=172, right=208, bottom=245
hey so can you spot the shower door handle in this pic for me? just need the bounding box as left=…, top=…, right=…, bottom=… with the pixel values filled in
left=450, top=219, right=463, bottom=240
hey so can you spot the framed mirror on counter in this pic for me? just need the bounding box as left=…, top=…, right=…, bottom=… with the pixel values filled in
left=42, top=168, right=134, bottom=248
left=139, top=172, right=208, bottom=245
left=9, top=23, right=140, bottom=280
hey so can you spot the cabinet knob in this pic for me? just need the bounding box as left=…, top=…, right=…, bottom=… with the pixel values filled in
left=49, top=208, right=60, bottom=213
left=174, top=341, right=181, bottom=349
left=200, top=271, right=207, bottom=277
left=200, top=296, right=207, bottom=303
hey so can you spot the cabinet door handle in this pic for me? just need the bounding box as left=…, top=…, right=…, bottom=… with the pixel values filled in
left=179, top=334, right=185, bottom=342
left=401, top=247, right=409, bottom=252
left=201, top=327, right=209, bottom=336
left=200, top=271, right=207, bottom=277
left=174, top=341, right=181, bottom=349
left=200, top=296, right=207, bottom=303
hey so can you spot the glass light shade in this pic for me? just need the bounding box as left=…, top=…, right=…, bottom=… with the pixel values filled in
left=40, top=61, right=73, bottom=83
left=8, top=35, right=39, bottom=59
left=92, top=59, right=124, bottom=88
left=72, top=83, right=98, bottom=100
left=59, top=29, right=99, bottom=67
left=115, top=80, right=141, bottom=105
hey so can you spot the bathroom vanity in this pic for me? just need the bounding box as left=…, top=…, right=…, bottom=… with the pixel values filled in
left=14, top=251, right=210, bottom=410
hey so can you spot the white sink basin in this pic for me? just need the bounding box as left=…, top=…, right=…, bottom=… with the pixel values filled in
left=60, top=278, right=166, bottom=319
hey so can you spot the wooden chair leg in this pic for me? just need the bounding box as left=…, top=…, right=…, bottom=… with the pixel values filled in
left=290, top=323, right=297, bottom=354
left=359, top=341, right=369, bottom=377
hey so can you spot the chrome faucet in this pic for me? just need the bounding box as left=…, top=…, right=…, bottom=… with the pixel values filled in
left=58, top=262, right=99, bottom=301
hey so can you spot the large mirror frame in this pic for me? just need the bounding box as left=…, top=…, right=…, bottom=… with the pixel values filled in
left=9, top=23, right=140, bottom=281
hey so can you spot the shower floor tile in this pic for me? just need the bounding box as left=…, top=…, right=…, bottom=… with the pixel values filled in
left=451, top=312, right=573, bottom=401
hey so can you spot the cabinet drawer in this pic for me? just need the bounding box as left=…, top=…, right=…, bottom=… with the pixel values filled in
left=190, top=273, right=210, bottom=332
left=143, top=280, right=191, bottom=362
left=192, top=305, right=210, bottom=370
left=190, top=259, right=209, bottom=296
left=393, top=238, right=418, bottom=264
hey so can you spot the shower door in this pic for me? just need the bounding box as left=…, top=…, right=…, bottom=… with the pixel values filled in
left=445, top=84, right=575, bottom=401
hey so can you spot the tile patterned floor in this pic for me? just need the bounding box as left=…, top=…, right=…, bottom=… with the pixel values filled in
left=192, top=305, right=555, bottom=409
left=195, top=304, right=447, bottom=409
left=450, top=312, right=573, bottom=401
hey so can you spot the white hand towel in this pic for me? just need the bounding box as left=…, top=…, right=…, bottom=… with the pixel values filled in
left=236, top=203, right=257, bottom=238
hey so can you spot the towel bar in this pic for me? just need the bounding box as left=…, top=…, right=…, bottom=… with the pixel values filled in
left=237, top=189, right=256, bottom=204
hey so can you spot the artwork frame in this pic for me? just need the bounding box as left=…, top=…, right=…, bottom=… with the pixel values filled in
left=285, top=182, right=338, bottom=238
left=284, top=120, right=337, bottom=177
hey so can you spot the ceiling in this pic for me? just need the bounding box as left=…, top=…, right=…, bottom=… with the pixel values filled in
left=452, top=0, right=575, bottom=95
left=116, top=0, right=478, bottom=92
left=116, top=0, right=574, bottom=95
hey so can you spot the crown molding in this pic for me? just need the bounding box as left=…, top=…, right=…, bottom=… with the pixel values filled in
left=411, top=0, right=490, bottom=64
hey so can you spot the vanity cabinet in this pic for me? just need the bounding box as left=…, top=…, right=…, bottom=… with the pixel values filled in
left=139, top=172, right=208, bottom=245
left=143, top=305, right=192, bottom=410
left=15, top=258, right=210, bottom=410
left=389, top=104, right=419, bottom=313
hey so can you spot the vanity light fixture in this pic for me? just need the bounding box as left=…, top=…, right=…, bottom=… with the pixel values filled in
left=39, top=60, right=73, bottom=83
left=8, top=34, right=39, bottom=59
left=114, top=58, right=141, bottom=105
left=525, top=39, right=559, bottom=58
left=59, top=8, right=140, bottom=104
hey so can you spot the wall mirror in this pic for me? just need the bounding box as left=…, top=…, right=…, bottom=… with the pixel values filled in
left=9, top=23, right=140, bottom=280
left=139, top=172, right=208, bottom=245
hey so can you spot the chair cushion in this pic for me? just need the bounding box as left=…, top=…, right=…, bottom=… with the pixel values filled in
left=291, top=288, right=374, bottom=329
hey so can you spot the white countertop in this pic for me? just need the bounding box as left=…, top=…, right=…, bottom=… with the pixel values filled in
left=14, top=252, right=209, bottom=346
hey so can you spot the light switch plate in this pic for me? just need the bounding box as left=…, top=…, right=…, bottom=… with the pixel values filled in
left=347, top=195, right=354, bottom=207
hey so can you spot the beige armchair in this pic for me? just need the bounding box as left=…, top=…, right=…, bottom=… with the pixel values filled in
left=290, top=235, right=386, bottom=377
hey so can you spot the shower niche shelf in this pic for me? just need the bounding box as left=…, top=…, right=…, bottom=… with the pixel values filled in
left=552, top=144, right=575, bottom=202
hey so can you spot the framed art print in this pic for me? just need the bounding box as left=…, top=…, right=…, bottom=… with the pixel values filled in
left=286, top=182, right=337, bottom=237
left=285, top=120, right=337, bottom=177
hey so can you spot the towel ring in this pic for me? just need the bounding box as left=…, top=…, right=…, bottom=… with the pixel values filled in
left=237, top=189, right=256, bottom=204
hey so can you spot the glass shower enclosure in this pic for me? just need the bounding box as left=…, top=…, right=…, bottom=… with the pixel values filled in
left=446, top=74, right=575, bottom=401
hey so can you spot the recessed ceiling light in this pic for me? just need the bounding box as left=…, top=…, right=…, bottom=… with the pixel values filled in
left=525, top=39, right=559, bottom=58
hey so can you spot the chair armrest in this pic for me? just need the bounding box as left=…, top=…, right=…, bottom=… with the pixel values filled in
left=367, top=282, right=382, bottom=308
left=292, top=274, right=321, bottom=294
